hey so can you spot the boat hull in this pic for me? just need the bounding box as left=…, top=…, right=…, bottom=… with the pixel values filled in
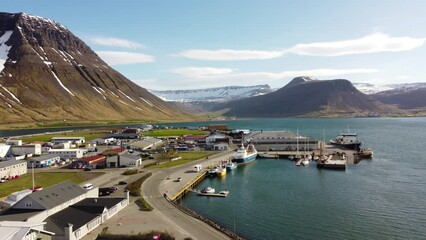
left=329, top=142, right=361, bottom=151
left=233, top=153, right=257, bottom=164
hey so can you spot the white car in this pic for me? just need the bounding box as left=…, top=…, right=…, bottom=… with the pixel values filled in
left=83, top=183, right=93, bottom=190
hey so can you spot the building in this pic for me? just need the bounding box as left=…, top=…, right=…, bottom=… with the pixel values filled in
left=48, top=149, right=85, bottom=160
left=0, top=144, right=11, bottom=159
left=90, top=137, right=115, bottom=145
left=5, top=139, right=23, bottom=146
left=122, top=128, right=141, bottom=134
left=10, top=144, right=42, bottom=156
left=0, top=160, right=27, bottom=180
left=51, top=137, right=85, bottom=145
left=205, top=133, right=229, bottom=146
left=27, top=155, right=61, bottom=168
left=106, top=133, right=139, bottom=139
left=0, top=181, right=129, bottom=240
left=183, top=135, right=207, bottom=144
left=0, top=221, right=55, bottom=240
left=72, top=155, right=106, bottom=169
left=213, top=142, right=229, bottom=150
left=106, top=153, right=142, bottom=168
left=0, top=189, right=33, bottom=208
left=248, top=131, right=319, bottom=151
left=127, top=138, right=162, bottom=150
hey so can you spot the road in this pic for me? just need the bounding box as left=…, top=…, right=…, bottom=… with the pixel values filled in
left=142, top=150, right=235, bottom=240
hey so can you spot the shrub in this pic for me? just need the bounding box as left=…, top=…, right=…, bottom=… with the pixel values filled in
left=125, top=172, right=152, bottom=196
left=122, top=169, right=138, bottom=175
left=135, top=197, right=153, bottom=211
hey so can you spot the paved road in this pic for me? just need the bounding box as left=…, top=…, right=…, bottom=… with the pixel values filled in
left=142, top=150, right=235, bottom=240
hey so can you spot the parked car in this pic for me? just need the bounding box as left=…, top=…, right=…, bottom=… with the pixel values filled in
left=118, top=181, right=128, bottom=185
left=109, top=186, right=118, bottom=192
left=152, top=233, right=161, bottom=240
left=83, top=183, right=93, bottom=190
left=175, top=177, right=182, bottom=182
left=84, top=167, right=92, bottom=171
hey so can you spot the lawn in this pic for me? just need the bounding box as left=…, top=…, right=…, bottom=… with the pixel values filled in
left=0, top=172, right=104, bottom=198
left=143, top=129, right=208, bottom=137
left=16, top=129, right=109, bottom=142
left=147, top=151, right=216, bottom=169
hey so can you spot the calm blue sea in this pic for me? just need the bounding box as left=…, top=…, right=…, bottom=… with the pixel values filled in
left=177, top=118, right=426, bottom=240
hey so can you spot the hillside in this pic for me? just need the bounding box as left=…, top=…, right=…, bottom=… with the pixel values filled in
left=0, top=12, right=190, bottom=125
left=372, top=88, right=426, bottom=109
left=215, top=77, right=400, bottom=117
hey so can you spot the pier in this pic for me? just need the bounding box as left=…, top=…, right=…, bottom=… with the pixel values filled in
left=171, top=170, right=208, bottom=202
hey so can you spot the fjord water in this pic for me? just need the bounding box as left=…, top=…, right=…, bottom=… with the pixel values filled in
left=176, top=118, right=426, bottom=240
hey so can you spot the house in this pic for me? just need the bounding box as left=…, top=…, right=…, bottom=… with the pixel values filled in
left=0, top=221, right=55, bottom=240
left=5, top=139, right=23, bottom=146
left=0, top=189, right=33, bottom=208
left=90, top=137, right=115, bottom=145
left=183, top=135, right=207, bottom=145
left=48, top=149, right=85, bottom=160
left=10, top=144, right=42, bottom=156
left=0, top=181, right=129, bottom=240
left=122, top=128, right=141, bottom=134
left=0, top=160, right=27, bottom=180
left=127, top=138, right=162, bottom=150
left=205, top=133, right=229, bottom=146
left=106, top=153, right=142, bottom=168
left=0, top=144, right=11, bottom=159
left=213, top=142, right=228, bottom=150
left=27, top=155, right=61, bottom=168
left=72, top=155, right=106, bottom=169
left=51, top=137, right=85, bottom=145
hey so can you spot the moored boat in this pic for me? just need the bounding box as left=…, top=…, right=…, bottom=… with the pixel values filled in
left=257, top=152, right=279, bottom=159
left=359, top=149, right=374, bottom=158
left=208, top=167, right=218, bottom=177
left=217, top=167, right=227, bottom=177
left=201, top=187, right=215, bottom=194
left=233, top=143, right=258, bottom=164
left=225, top=162, right=237, bottom=171
left=301, top=158, right=310, bottom=166
left=329, top=130, right=362, bottom=151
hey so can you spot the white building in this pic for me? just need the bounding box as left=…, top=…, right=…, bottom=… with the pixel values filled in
left=90, top=137, right=115, bottom=145
left=213, top=142, right=229, bottom=150
left=0, top=160, right=27, bottom=179
left=11, top=144, right=42, bottom=156
left=51, top=137, right=85, bottom=145
left=48, top=149, right=85, bottom=160
left=28, top=155, right=61, bottom=168
left=106, top=153, right=142, bottom=168
left=205, top=133, right=229, bottom=146
left=5, top=139, right=23, bottom=146
left=0, top=144, right=11, bottom=159
left=0, top=181, right=129, bottom=240
left=0, top=221, right=55, bottom=240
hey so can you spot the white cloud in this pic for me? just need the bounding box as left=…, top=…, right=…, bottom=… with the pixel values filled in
left=286, top=33, right=426, bottom=56
left=178, top=33, right=426, bottom=60
left=172, top=67, right=234, bottom=77
left=96, top=51, right=154, bottom=65
left=178, top=49, right=283, bottom=61
left=90, top=36, right=145, bottom=49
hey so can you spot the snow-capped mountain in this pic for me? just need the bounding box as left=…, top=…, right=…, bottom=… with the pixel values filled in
left=353, top=82, right=426, bottom=95
left=149, top=85, right=273, bottom=102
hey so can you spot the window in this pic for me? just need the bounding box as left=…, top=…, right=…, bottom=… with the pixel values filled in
left=25, top=201, right=32, bottom=207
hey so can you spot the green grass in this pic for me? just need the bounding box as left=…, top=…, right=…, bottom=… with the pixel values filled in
left=125, top=172, right=152, bottom=197
left=135, top=197, right=153, bottom=211
left=15, top=129, right=108, bottom=142
left=147, top=151, right=216, bottom=169
left=143, top=129, right=208, bottom=137
left=0, top=172, right=104, bottom=197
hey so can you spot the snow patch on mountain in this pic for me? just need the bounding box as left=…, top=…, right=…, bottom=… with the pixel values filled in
left=0, top=30, right=13, bottom=72
left=354, top=82, right=426, bottom=95
left=149, top=85, right=272, bottom=102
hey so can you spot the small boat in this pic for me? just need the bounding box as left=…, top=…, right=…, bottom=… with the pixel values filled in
left=201, top=187, right=215, bottom=194
left=301, top=158, right=310, bottom=166
left=296, top=159, right=302, bottom=166
left=208, top=167, right=218, bottom=177
left=257, top=152, right=279, bottom=159
left=359, top=149, right=374, bottom=158
left=225, top=162, right=237, bottom=171
left=288, top=155, right=295, bottom=160
left=219, top=190, right=229, bottom=195
left=217, top=167, right=227, bottom=177
left=313, top=155, right=319, bottom=161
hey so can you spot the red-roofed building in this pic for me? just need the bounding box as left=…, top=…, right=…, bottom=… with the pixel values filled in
left=71, top=154, right=106, bottom=168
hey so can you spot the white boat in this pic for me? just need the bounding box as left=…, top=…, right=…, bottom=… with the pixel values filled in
left=201, top=187, right=215, bottom=194
left=301, top=158, right=310, bottom=166
left=219, top=190, right=229, bottom=195
left=225, top=162, right=237, bottom=171
left=233, top=143, right=257, bottom=164
left=208, top=167, right=218, bottom=177
left=257, top=152, right=279, bottom=159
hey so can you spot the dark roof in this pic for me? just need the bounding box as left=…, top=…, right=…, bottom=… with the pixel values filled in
left=44, top=198, right=125, bottom=235
left=18, top=181, right=86, bottom=210
left=0, top=208, right=42, bottom=221
left=0, top=160, right=27, bottom=168
left=45, top=207, right=99, bottom=235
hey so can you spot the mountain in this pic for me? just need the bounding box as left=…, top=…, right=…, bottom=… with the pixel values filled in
left=214, top=77, right=400, bottom=117
left=0, top=12, right=189, bottom=125
left=371, top=84, right=426, bottom=109
left=149, top=85, right=273, bottom=102
left=353, top=83, right=393, bottom=95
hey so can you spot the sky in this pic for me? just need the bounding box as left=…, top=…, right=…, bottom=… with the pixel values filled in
left=3, top=0, right=426, bottom=90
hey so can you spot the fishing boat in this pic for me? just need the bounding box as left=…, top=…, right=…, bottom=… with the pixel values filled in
left=233, top=143, right=257, bottom=164
left=217, top=167, right=227, bottom=177
left=201, top=187, right=215, bottom=194
left=208, top=167, right=218, bottom=177
left=359, top=149, right=374, bottom=158
left=330, top=130, right=362, bottom=151
left=225, top=162, right=237, bottom=171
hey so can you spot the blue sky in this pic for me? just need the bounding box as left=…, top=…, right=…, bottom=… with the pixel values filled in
left=3, top=0, right=426, bottom=90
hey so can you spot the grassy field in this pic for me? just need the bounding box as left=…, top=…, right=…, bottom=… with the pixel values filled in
left=0, top=172, right=104, bottom=197
left=15, top=129, right=109, bottom=142
left=143, top=129, right=209, bottom=137
left=147, top=151, right=216, bottom=169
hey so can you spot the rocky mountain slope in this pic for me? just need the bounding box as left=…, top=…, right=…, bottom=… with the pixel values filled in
left=371, top=86, right=426, bottom=109
left=214, top=77, right=400, bottom=117
left=149, top=85, right=272, bottom=102
left=0, top=12, right=189, bottom=125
